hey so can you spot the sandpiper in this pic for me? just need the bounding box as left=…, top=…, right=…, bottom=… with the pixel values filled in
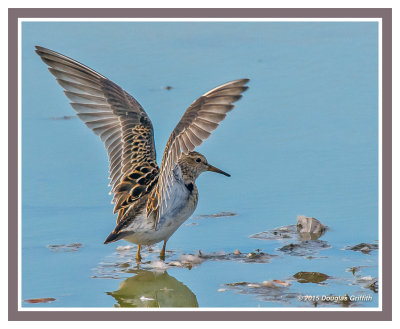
left=35, top=46, right=249, bottom=261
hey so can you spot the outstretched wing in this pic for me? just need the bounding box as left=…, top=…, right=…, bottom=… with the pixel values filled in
left=147, top=78, right=249, bottom=221
left=36, top=46, right=159, bottom=222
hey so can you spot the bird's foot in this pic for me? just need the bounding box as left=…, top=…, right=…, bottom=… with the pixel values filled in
left=136, top=245, right=142, bottom=263
left=160, top=241, right=167, bottom=261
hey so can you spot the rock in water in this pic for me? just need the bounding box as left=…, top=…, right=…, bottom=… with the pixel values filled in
left=296, top=215, right=326, bottom=240
left=346, top=243, right=378, bottom=254
left=293, top=271, right=329, bottom=284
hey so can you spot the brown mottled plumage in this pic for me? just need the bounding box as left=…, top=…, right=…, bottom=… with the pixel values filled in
left=35, top=46, right=248, bottom=261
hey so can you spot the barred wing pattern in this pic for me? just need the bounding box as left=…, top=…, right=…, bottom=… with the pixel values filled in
left=35, top=46, right=158, bottom=222
left=148, top=79, right=249, bottom=222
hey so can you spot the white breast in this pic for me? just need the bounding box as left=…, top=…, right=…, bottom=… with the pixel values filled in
left=158, top=165, right=194, bottom=230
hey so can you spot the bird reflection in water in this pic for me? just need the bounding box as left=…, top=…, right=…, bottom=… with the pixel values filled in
left=107, top=270, right=198, bottom=307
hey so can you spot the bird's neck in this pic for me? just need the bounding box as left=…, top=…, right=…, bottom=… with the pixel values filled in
left=178, top=163, right=200, bottom=182
left=176, top=165, right=198, bottom=197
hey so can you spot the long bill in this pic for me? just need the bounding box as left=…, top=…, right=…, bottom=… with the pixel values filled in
left=207, top=164, right=231, bottom=177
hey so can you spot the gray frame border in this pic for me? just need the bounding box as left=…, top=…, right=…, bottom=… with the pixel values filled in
left=8, top=8, right=392, bottom=321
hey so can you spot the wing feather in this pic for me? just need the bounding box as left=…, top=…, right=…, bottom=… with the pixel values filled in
left=36, top=46, right=159, bottom=223
left=148, top=79, right=249, bottom=220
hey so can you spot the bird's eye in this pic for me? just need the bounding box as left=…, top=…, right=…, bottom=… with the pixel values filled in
left=196, top=158, right=201, bottom=163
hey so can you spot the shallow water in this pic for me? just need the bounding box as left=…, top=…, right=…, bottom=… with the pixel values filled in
left=21, top=21, right=379, bottom=308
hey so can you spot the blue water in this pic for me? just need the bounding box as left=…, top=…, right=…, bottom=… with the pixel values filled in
left=21, top=21, right=379, bottom=308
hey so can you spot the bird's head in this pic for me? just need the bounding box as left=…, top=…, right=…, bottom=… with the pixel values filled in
left=178, top=151, right=230, bottom=181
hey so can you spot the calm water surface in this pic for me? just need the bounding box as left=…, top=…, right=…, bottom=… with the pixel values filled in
left=22, top=22, right=378, bottom=308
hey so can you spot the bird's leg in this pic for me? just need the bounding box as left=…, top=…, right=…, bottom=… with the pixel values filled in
left=136, top=244, right=142, bottom=262
left=160, top=241, right=167, bottom=260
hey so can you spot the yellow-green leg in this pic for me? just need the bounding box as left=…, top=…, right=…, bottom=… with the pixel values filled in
left=136, top=244, right=142, bottom=262
left=160, top=241, right=167, bottom=260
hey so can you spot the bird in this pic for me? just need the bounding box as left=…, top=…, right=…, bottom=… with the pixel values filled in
left=35, top=46, right=249, bottom=261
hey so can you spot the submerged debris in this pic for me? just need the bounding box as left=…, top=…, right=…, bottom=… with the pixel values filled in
left=47, top=243, right=83, bottom=252
left=50, top=115, right=75, bottom=120
left=293, top=272, right=330, bottom=284
left=227, top=280, right=290, bottom=289
left=250, top=225, right=298, bottom=241
left=225, top=279, right=297, bottom=304
left=147, top=260, right=170, bottom=271
left=94, top=247, right=279, bottom=278
left=272, top=279, right=290, bottom=286
left=226, top=281, right=249, bottom=287
left=261, top=280, right=290, bottom=288
left=180, top=254, right=204, bottom=266
left=346, top=243, right=379, bottom=254
left=251, top=215, right=327, bottom=243
left=347, top=266, right=361, bottom=275
left=116, top=245, right=134, bottom=252
left=354, top=275, right=379, bottom=291
left=192, top=212, right=237, bottom=220
left=24, top=298, right=56, bottom=304
left=198, top=249, right=277, bottom=264
left=184, top=222, right=198, bottom=226
left=344, top=265, right=379, bottom=294
left=278, top=240, right=330, bottom=257
left=365, top=280, right=379, bottom=293
left=261, top=281, right=277, bottom=288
